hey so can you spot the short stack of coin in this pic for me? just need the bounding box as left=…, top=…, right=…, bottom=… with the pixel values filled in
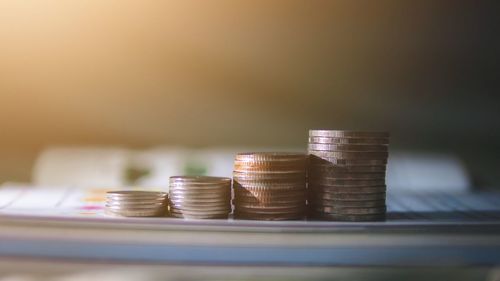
left=232, top=152, right=307, bottom=220
left=307, top=130, right=390, bottom=221
left=169, top=176, right=231, bottom=219
left=105, top=191, right=168, bottom=217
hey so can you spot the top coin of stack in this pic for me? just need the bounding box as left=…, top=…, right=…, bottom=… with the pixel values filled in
left=307, top=130, right=390, bottom=221
left=232, top=152, right=307, bottom=220
left=169, top=176, right=231, bottom=219
left=105, top=191, right=168, bottom=217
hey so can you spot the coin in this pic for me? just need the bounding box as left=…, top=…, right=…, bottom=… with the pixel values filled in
left=233, top=166, right=306, bottom=173
left=233, top=198, right=305, bottom=206
left=309, top=156, right=388, bottom=166
left=106, top=191, right=167, bottom=199
left=235, top=152, right=307, bottom=162
left=312, top=205, right=386, bottom=215
left=170, top=176, right=231, bottom=183
left=105, top=208, right=166, bottom=217
left=308, top=185, right=387, bottom=194
left=170, top=207, right=231, bottom=216
left=308, top=150, right=388, bottom=159
left=234, top=189, right=306, bottom=198
left=169, top=212, right=229, bottom=219
left=308, top=171, right=386, bottom=180
left=168, top=175, right=231, bottom=219
left=309, top=164, right=386, bottom=173
left=105, top=202, right=167, bottom=208
left=309, top=130, right=390, bottom=138
left=234, top=211, right=305, bottom=221
left=311, top=192, right=386, bottom=201
left=309, top=212, right=386, bottom=221
left=308, top=199, right=386, bottom=208
left=308, top=144, right=388, bottom=152
left=169, top=205, right=230, bottom=213
left=308, top=137, right=390, bottom=145
left=308, top=177, right=386, bottom=185
left=169, top=201, right=230, bottom=209
left=234, top=184, right=305, bottom=192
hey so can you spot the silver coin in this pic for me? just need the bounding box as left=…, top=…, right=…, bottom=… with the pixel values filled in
left=168, top=188, right=231, bottom=197
left=169, top=176, right=231, bottom=183
left=308, top=150, right=388, bottom=160
left=105, top=208, right=166, bottom=217
left=169, top=186, right=230, bottom=193
left=235, top=152, right=307, bottom=162
left=308, top=143, right=388, bottom=152
left=308, top=185, right=387, bottom=194
left=307, top=171, right=386, bottom=180
left=309, top=164, right=386, bottom=173
left=106, top=191, right=167, bottom=198
left=104, top=201, right=168, bottom=209
left=170, top=205, right=231, bottom=213
left=169, top=207, right=230, bottom=216
left=106, top=197, right=167, bottom=204
left=308, top=178, right=386, bottom=186
left=309, top=156, right=388, bottom=165
left=233, top=196, right=305, bottom=204
left=309, top=212, right=386, bottom=221
left=310, top=192, right=386, bottom=201
left=308, top=137, right=390, bottom=145
left=309, top=130, right=390, bottom=138
left=308, top=199, right=386, bottom=208
left=312, top=205, right=386, bottom=215
left=234, top=211, right=305, bottom=221
left=169, top=212, right=229, bottom=219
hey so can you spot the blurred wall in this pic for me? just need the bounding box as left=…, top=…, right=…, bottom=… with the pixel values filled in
left=0, top=1, right=499, bottom=185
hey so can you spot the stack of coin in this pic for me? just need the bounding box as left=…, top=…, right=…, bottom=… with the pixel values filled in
left=169, top=176, right=231, bottom=219
left=105, top=191, right=168, bottom=217
left=232, top=152, right=307, bottom=220
left=307, top=130, right=390, bottom=221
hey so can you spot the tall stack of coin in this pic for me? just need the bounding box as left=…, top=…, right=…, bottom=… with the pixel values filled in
left=307, top=130, right=389, bottom=221
left=105, top=191, right=168, bottom=217
left=169, top=176, right=231, bottom=219
left=232, top=153, right=307, bottom=220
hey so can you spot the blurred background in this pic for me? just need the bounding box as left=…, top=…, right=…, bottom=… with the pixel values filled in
left=0, top=1, right=499, bottom=188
